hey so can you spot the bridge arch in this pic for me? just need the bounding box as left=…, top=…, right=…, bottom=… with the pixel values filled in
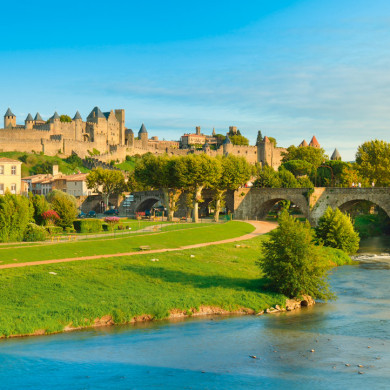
left=134, top=197, right=162, bottom=213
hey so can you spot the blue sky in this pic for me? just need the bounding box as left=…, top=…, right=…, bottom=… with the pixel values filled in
left=1, top=0, right=390, bottom=160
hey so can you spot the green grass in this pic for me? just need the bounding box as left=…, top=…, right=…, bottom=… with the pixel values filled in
left=115, top=159, right=136, bottom=171
left=0, top=221, right=254, bottom=264
left=0, top=233, right=285, bottom=337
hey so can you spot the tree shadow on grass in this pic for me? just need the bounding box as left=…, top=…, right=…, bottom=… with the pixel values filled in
left=120, top=264, right=269, bottom=293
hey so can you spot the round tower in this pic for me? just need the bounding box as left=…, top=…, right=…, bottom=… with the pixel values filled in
left=25, top=113, right=34, bottom=129
left=4, top=108, right=16, bottom=128
left=223, top=135, right=233, bottom=156
left=73, top=111, right=83, bottom=141
left=125, top=128, right=134, bottom=147
left=138, top=123, right=148, bottom=148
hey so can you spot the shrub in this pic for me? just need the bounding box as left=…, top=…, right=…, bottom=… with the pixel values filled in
left=31, top=195, right=50, bottom=225
left=104, top=216, right=120, bottom=231
left=47, top=190, right=78, bottom=228
left=259, top=210, right=334, bottom=300
left=23, top=223, right=48, bottom=242
left=73, top=219, right=103, bottom=233
left=45, top=226, right=63, bottom=235
left=42, top=209, right=60, bottom=225
left=315, top=207, right=360, bottom=255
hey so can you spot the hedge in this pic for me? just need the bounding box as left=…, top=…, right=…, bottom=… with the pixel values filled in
left=73, top=219, right=103, bottom=233
left=45, top=226, right=63, bottom=235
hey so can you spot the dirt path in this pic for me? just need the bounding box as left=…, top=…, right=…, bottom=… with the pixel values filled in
left=0, top=221, right=277, bottom=270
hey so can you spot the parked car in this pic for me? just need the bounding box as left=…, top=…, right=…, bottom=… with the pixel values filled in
left=77, top=211, right=86, bottom=218
left=104, top=208, right=119, bottom=216
left=88, top=210, right=96, bottom=218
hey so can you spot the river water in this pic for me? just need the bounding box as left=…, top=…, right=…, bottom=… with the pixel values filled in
left=0, top=243, right=389, bottom=389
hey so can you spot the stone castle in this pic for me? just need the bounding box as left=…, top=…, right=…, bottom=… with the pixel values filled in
left=0, top=106, right=327, bottom=168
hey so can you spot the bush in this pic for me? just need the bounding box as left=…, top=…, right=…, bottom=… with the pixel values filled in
left=315, top=207, right=360, bottom=255
left=259, top=210, right=334, bottom=300
left=30, top=195, right=50, bottom=225
left=45, top=226, right=63, bottom=235
left=23, top=223, right=48, bottom=242
left=47, top=190, right=78, bottom=228
left=73, top=219, right=103, bottom=233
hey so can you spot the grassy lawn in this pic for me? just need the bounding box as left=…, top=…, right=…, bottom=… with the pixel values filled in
left=0, top=233, right=285, bottom=337
left=0, top=221, right=254, bottom=264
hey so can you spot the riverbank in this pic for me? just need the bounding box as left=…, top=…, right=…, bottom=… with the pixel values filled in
left=0, top=220, right=352, bottom=338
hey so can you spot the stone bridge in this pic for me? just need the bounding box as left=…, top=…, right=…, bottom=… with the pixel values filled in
left=126, top=187, right=390, bottom=225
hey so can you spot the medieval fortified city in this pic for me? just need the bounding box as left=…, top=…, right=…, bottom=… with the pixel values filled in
left=1, top=1, right=390, bottom=389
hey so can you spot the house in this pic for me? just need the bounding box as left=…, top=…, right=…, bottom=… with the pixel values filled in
left=0, top=157, right=22, bottom=195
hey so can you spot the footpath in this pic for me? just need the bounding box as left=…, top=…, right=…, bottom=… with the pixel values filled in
left=0, top=221, right=277, bottom=270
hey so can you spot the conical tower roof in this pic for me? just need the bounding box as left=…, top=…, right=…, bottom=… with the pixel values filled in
left=139, top=123, right=148, bottom=134
left=52, top=111, right=60, bottom=120
left=331, top=148, right=341, bottom=160
left=4, top=108, right=15, bottom=117
left=34, top=113, right=43, bottom=121
left=87, top=106, right=105, bottom=120
left=25, top=113, right=34, bottom=121
left=73, top=111, right=82, bottom=120
left=309, top=135, right=320, bottom=147
left=299, top=139, right=308, bottom=147
left=223, top=135, right=232, bottom=144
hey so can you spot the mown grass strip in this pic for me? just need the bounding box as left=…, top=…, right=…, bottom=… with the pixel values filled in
left=0, top=221, right=254, bottom=265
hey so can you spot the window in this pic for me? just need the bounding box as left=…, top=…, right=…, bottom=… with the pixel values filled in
left=0, top=165, right=3, bottom=174
left=11, top=184, right=16, bottom=194
left=11, top=166, right=17, bottom=175
left=0, top=184, right=3, bottom=194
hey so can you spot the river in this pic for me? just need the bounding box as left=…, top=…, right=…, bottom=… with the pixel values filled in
left=0, top=242, right=389, bottom=389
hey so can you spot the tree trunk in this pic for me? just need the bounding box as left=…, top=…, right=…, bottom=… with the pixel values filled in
left=193, top=186, right=203, bottom=223
left=213, top=189, right=225, bottom=223
left=162, top=188, right=170, bottom=221
left=168, top=189, right=182, bottom=222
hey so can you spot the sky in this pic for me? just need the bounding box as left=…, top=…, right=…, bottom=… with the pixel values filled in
left=1, top=0, right=390, bottom=160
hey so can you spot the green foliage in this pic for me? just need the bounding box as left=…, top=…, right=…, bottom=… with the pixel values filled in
left=253, top=166, right=281, bottom=188
left=45, top=226, right=63, bottom=235
left=278, top=168, right=299, bottom=188
left=260, top=210, right=334, bottom=300
left=64, top=154, right=84, bottom=171
left=281, top=159, right=314, bottom=177
left=23, top=223, right=48, bottom=242
left=355, top=140, right=390, bottom=186
left=73, top=219, right=103, bottom=233
left=86, top=168, right=126, bottom=209
left=230, top=134, right=249, bottom=146
left=268, top=137, right=277, bottom=147
left=47, top=190, right=78, bottom=229
left=0, top=193, right=34, bottom=242
left=30, top=194, right=50, bottom=225
left=282, top=145, right=327, bottom=168
left=315, top=207, right=360, bottom=254
left=60, top=115, right=72, bottom=123
left=322, top=246, right=354, bottom=266
left=297, top=176, right=314, bottom=188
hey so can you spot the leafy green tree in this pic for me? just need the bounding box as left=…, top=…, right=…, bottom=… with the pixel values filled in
left=315, top=207, right=360, bottom=255
left=260, top=210, right=333, bottom=300
left=268, top=137, right=277, bottom=147
left=278, top=168, right=299, bottom=188
left=134, top=154, right=188, bottom=221
left=253, top=166, right=281, bottom=188
left=47, top=190, right=78, bottom=229
left=30, top=194, right=50, bottom=225
left=182, top=154, right=222, bottom=222
left=230, top=134, right=249, bottom=146
left=86, top=168, right=126, bottom=210
left=281, top=160, right=314, bottom=177
left=60, top=115, right=72, bottom=123
left=355, top=140, right=390, bottom=186
left=282, top=145, right=327, bottom=168
left=212, top=155, right=252, bottom=222
left=0, top=193, right=34, bottom=242
left=340, top=163, right=368, bottom=187
left=297, top=176, right=314, bottom=188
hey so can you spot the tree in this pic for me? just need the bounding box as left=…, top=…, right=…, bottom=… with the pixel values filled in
left=134, top=154, right=188, bottom=221
left=278, top=168, right=299, bottom=188
left=355, top=140, right=390, bottom=186
left=253, top=166, right=281, bottom=188
left=0, top=193, right=33, bottom=242
left=340, top=163, right=368, bottom=187
left=282, top=145, right=327, bottom=168
left=30, top=194, right=50, bottom=225
left=259, top=210, right=333, bottom=300
left=212, top=155, right=252, bottom=222
left=315, top=207, right=360, bottom=255
left=60, top=115, right=72, bottom=123
left=256, top=131, right=263, bottom=145
left=230, top=135, right=249, bottom=146
left=281, top=160, right=314, bottom=177
left=86, top=168, right=127, bottom=210
left=47, top=190, right=78, bottom=229
left=182, top=154, right=222, bottom=223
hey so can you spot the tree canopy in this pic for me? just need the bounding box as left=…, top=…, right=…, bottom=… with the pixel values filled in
left=282, top=145, right=327, bottom=168
left=355, top=140, right=390, bottom=186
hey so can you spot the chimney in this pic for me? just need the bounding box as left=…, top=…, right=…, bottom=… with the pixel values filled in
left=52, top=164, right=59, bottom=176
